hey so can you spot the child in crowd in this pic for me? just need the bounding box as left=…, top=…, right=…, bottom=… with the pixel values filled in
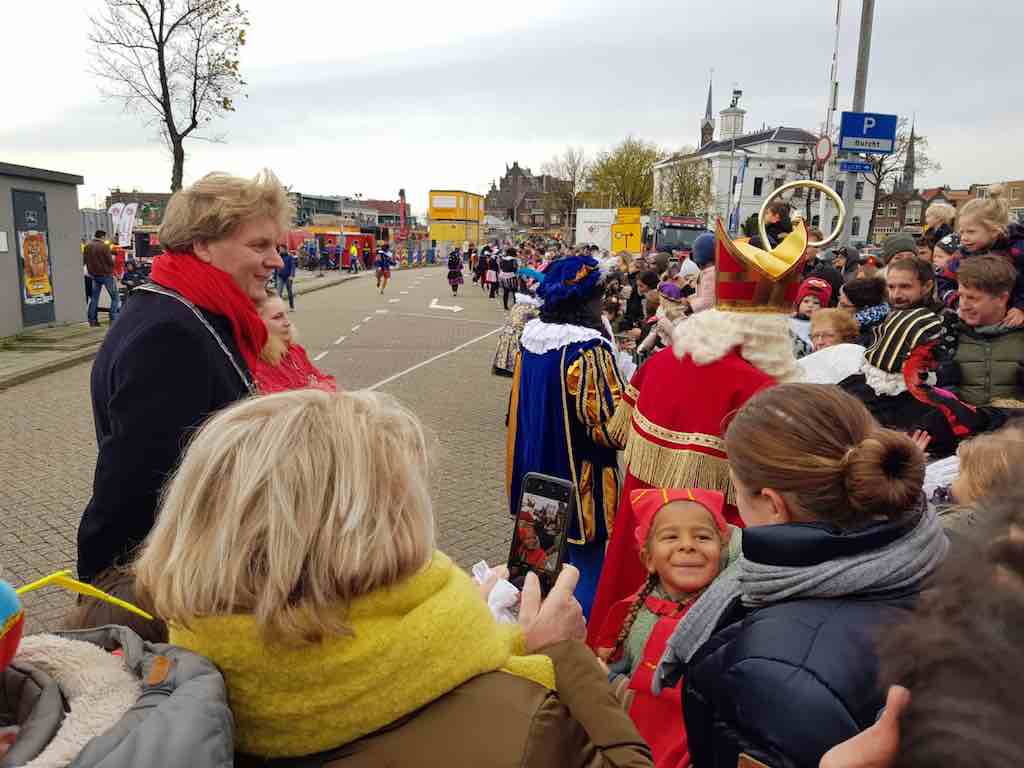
left=932, top=423, right=1024, bottom=533
left=933, top=233, right=959, bottom=277
left=594, top=488, right=733, bottom=768
left=838, top=276, right=890, bottom=338
left=790, top=277, right=832, bottom=358
left=810, top=308, right=860, bottom=352
left=915, top=237, right=933, bottom=263
left=936, top=185, right=1024, bottom=323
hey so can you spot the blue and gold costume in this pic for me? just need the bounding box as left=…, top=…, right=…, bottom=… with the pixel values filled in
left=507, top=257, right=626, bottom=616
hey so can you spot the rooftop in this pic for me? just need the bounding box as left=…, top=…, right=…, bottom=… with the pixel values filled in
left=0, top=162, right=83, bottom=186
left=658, top=126, right=818, bottom=167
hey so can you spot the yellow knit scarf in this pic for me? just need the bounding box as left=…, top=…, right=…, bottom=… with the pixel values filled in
left=170, top=552, right=556, bottom=758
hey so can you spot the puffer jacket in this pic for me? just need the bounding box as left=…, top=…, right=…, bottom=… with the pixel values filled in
left=936, top=223, right=1024, bottom=310
left=1, top=626, right=232, bottom=768
left=951, top=321, right=1024, bottom=406
left=683, top=519, right=923, bottom=768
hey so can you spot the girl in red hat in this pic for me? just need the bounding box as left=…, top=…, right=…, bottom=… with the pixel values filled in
left=593, top=487, right=733, bottom=768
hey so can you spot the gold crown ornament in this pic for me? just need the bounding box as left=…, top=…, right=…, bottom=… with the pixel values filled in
left=715, top=180, right=846, bottom=313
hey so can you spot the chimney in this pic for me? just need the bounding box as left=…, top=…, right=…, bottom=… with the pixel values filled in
left=719, top=86, right=746, bottom=141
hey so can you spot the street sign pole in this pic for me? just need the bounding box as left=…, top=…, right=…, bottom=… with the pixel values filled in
left=838, top=0, right=874, bottom=247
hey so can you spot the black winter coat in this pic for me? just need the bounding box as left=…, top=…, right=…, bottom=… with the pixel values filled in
left=77, top=286, right=252, bottom=583
left=683, top=518, right=925, bottom=768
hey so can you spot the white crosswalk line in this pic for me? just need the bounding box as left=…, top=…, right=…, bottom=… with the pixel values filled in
left=314, top=351, right=329, bottom=361
left=333, top=335, right=347, bottom=345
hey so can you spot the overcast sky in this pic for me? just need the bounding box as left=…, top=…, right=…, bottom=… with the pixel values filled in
left=2, top=0, right=1021, bottom=215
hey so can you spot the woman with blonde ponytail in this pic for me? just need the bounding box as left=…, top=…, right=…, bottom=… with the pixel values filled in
left=655, top=384, right=950, bottom=768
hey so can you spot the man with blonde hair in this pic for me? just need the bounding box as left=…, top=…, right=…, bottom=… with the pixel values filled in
left=77, top=170, right=291, bottom=584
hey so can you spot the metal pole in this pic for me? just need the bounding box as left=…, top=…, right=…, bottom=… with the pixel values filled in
left=838, top=0, right=873, bottom=247
left=819, top=0, right=842, bottom=229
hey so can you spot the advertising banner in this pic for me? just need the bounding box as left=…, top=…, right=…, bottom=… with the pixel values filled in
left=117, top=203, right=139, bottom=246
left=18, top=230, right=54, bottom=305
left=107, top=203, right=125, bottom=236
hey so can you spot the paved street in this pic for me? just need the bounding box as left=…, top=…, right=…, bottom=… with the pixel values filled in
left=0, top=266, right=518, bottom=632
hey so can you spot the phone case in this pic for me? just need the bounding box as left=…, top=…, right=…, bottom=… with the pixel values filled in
left=508, top=473, right=575, bottom=595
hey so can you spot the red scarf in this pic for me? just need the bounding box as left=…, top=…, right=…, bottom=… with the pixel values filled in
left=250, top=344, right=337, bottom=394
left=151, top=252, right=267, bottom=375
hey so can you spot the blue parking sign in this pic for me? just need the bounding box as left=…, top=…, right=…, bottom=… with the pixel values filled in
left=839, top=112, right=898, bottom=154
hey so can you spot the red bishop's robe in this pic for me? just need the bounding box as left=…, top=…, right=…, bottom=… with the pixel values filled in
left=587, top=346, right=775, bottom=645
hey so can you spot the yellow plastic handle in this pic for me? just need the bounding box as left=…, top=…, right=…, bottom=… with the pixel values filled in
left=17, top=570, right=154, bottom=621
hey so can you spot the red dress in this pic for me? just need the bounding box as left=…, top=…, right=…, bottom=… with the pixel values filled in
left=595, top=592, right=698, bottom=768
left=587, top=348, right=774, bottom=644
left=251, top=344, right=337, bottom=394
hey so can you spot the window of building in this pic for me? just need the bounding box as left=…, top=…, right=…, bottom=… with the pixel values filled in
left=888, top=203, right=898, bottom=216
left=852, top=216, right=861, bottom=236
left=776, top=164, right=786, bottom=170
left=774, top=177, right=784, bottom=190
left=798, top=147, right=808, bottom=154
left=831, top=215, right=839, bottom=231
left=1012, top=208, right=1024, bottom=224
left=778, top=146, right=788, bottom=153
left=855, top=182, right=864, bottom=200
left=550, top=213, right=561, bottom=224
left=811, top=214, right=820, bottom=226
left=835, top=180, right=845, bottom=197
left=732, top=176, right=737, bottom=193
left=1012, top=188, right=1022, bottom=200
left=753, top=177, right=764, bottom=196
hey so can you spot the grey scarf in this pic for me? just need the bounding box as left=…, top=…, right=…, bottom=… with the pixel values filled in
left=652, top=499, right=948, bottom=694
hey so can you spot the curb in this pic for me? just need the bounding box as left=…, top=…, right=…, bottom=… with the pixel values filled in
left=0, top=271, right=381, bottom=391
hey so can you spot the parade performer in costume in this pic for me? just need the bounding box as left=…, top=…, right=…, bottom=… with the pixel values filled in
left=588, top=218, right=808, bottom=642
left=507, top=255, right=627, bottom=616
left=375, top=247, right=394, bottom=294
left=446, top=248, right=464, bottom=297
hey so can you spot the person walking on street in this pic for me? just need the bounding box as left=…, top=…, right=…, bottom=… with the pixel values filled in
left=376, top=246, right=394, bottom=294
left=349, top=240, right=360, bottom=273
left=276, top=245, right=296, bottom=310
left=84, top=229, right=120, bottom=326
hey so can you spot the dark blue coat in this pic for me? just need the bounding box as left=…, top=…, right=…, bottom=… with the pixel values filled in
left=77, top=287, right=252, bottom=583
left=683, top=517, right=923, bottom=768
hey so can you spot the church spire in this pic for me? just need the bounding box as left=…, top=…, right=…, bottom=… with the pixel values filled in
left=700, top=72, right=715, bottom=147
left=901, top=119, right=917, bottom=193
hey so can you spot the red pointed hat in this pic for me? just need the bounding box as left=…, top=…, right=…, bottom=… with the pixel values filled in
left=630, top=488, right=729, bottom=550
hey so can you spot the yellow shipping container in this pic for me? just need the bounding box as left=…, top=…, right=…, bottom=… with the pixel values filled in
left=429, top=220, right=481, bottom=247
left=429, top=190, right=485, bottom=224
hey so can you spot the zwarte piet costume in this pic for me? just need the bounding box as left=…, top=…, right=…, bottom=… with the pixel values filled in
left=507, top=256, right=627, bottom=616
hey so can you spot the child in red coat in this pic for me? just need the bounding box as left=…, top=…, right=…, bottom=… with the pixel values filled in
left=594, top=488, right=733, bottom=768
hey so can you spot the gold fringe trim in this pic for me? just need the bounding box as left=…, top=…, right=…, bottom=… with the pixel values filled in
left=606, top=399, right=634, bottom=448
left=624, top=431, right=736, bottom=505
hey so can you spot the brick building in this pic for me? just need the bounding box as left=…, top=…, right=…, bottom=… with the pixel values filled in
left=484, top=161, right=571, bottom=231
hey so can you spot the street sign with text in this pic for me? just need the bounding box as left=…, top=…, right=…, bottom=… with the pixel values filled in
left=839, top=160, right=874, bottom=173
left=839, top=111, right=898, bottom=154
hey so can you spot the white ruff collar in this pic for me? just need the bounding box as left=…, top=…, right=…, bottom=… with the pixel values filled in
left=520, top=319, right=608, bottom=354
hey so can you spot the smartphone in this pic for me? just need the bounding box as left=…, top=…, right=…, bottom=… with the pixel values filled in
left=508, top=473, right=574, bottom=596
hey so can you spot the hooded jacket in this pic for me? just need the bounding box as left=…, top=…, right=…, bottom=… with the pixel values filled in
left=2, top=626, right=232, bottom=768
left=682, top=518, right=926, bottom=768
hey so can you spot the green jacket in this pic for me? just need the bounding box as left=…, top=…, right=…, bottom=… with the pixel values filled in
left=953, top=322, right=1024, bottom=406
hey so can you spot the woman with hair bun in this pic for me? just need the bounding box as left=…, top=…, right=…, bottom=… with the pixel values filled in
left=654, top=384, right=950, bottom=768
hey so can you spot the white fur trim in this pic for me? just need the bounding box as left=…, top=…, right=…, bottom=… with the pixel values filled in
left=672, top=309, right=800, bottom=382
left=520, top=319, right=608, bottom=354
left=862, top=362, right=907, bottom=396
left=16, top=634, right=141, bottom=768
left=515, top=293, right=542, bottom=307
left=797, top=343, right=866, bottom=384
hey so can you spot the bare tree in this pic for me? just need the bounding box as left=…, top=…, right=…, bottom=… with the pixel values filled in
left=656, top=151, right=715, bottom=217
left=542, top=147, right=590, bottom=240
left=588, top=137, right=665, bottom=212
left=89, top=0, right=250, bottom=191
left=862, top=118, right=941, bottom=242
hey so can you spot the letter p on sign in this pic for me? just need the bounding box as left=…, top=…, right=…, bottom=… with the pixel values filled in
left=863, top=117, right=876, bottom=133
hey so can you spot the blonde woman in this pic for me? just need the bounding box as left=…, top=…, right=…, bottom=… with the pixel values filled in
left=135, top=390, right=652, bottom=768
left=924, top=201, right=956, bottom=244
left=79, top=170, right=290, bottom=586
left=252, top=293, right=336, bottom=393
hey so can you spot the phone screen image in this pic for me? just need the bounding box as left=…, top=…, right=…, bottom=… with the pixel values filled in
left=508, top=474, right=573, bottom=594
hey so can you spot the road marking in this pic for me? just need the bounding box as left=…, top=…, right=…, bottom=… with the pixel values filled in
left=333, top=335, right=347, bottom=345
left=397, top=312, right=501, bottom=327
left=400, top=291, right=409, bottom=295
left=375, top=309, right=389, bottom=314
left=369, top=327, right=503, bottom=391
left=429, top=297, right=463, bottom=313
left=314, top=351, right=329, bottom=362
left=389, top=298, right=400, bottom=303
left=351, top=324, right=361, bottom=332
left=363, top=316, right=372, bottom=322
